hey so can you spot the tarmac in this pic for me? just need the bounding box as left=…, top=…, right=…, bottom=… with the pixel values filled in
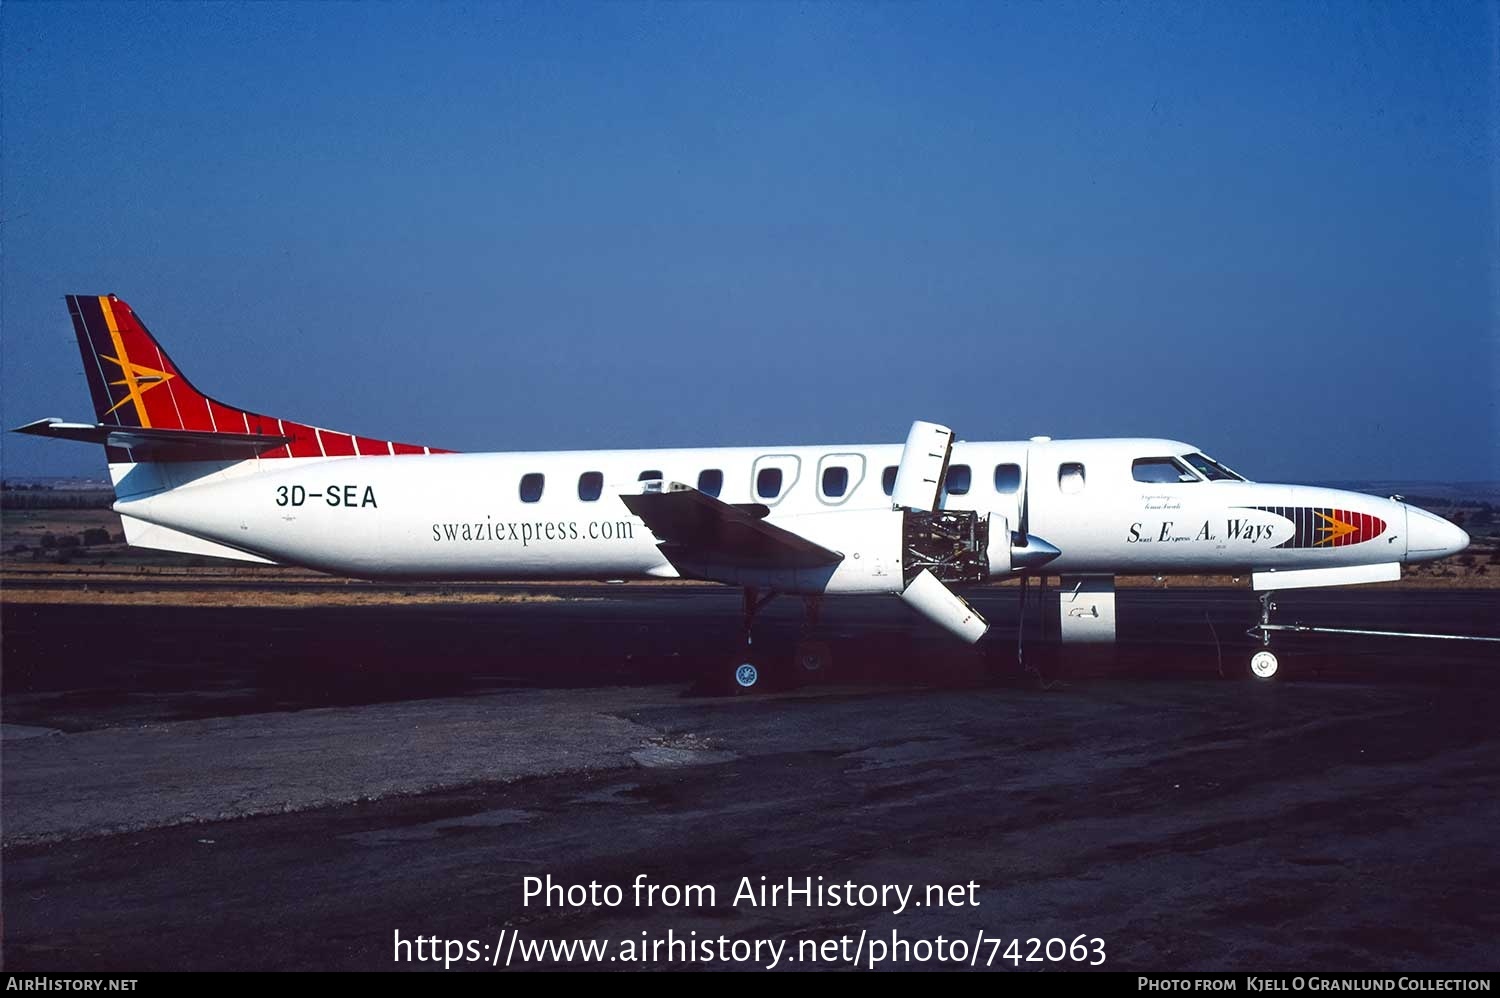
left=3, top=586, right=1498, bottom=970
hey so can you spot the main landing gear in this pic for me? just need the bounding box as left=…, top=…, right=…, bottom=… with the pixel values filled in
left=727, top=589, right=829, bottom=692
left=793, top=596, right=831, bottom=675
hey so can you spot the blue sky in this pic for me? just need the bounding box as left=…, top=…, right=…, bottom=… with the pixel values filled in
left=2, top=1, right=1494, bottom=481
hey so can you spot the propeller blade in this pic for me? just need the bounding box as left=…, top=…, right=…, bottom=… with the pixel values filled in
left=1019, top=449, right=1030, bottom=536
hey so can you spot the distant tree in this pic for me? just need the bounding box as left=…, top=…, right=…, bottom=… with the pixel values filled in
left=39, top=533, right=57, bottom=548
left=56, top=535, right=80, bottom=548
left=81, top=527, right=111, bottom=546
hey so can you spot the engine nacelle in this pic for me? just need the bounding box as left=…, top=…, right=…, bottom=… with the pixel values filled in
left=766, top=508, right=1004, bottom=594
left=719, top=508, right=905, bottom=595
left=898, top=509, right=1059, bottom=585
left=718, top=507, right=1057, bottom=596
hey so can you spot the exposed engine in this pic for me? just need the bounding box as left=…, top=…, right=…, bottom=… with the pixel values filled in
left=902, top=510, right=993, bottom=586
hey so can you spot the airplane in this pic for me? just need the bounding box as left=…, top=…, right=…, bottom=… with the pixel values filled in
left=15, top=294, right=1471, bottom=687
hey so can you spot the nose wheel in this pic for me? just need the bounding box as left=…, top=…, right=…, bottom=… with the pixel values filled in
left=1249, top=650, right=1279, bottom=679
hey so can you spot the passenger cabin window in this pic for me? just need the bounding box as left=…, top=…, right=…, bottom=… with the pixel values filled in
left=945, top=464, right=971, bottom=495
left=638, top=469, right=662, bottom=482
left=994, top=463, right=1021, bottom=494
left=882, top=466, right=898, bottom=497
left=757, top=467, right=783, bottom=500
left=1058, top=462, right=1086, bottom=494
left=1132, top=457, right=1199, bottom=484
left=697, top=469, right=723, bottom=497
left=822, top=466, right=849, bottom=498
left=519, top=473, right=545, bottom=503
left=577, top=471, right=603, bottom=501
left=1182, top=452, right=1245, bottom=482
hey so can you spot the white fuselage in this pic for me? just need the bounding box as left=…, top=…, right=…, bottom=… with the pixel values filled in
left=110, top=436, right=1467, bottom=588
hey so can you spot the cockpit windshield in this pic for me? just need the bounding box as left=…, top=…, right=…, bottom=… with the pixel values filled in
left=1132, top=457, right=1200, bottom=484
left=1181, top=452, right=1245, bottom=482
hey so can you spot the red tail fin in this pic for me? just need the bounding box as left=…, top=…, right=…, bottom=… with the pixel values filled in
left=66, top=294, right=444, bottom=461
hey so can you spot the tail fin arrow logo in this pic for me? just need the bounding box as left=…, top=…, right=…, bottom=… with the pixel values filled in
left=100, top=353, right=175, bottom=418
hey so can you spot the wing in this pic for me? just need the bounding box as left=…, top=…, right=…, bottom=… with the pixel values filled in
left=620, top=481, right=843, bottom=571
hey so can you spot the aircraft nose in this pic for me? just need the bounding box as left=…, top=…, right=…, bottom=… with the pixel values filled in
left=1404, top=505, right=1470, bottom=562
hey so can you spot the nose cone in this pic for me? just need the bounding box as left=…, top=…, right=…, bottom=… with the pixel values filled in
left=1404, top=505, right=1470, bottom=563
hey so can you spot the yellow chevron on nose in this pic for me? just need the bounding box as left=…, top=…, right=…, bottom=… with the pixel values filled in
left=1313, top=511, right=1358, bottom=546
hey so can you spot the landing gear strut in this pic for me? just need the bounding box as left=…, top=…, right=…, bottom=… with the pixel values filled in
left=732, top=588, right=778, bottom=690
left=793, top=596, right=831, bottom=674
left=1248, top=592, right=1280, bottom=679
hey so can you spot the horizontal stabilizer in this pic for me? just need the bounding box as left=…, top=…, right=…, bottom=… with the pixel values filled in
left=621, top=481, right=842, bottom=571
left=13, top=418, right=291, bottom=460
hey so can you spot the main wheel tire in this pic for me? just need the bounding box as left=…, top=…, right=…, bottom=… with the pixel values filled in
left=733, top=661, right=760, bottom=689
left=794, top=640, right=831, bottom=674
left=1250, top=650, right=1279, bottom=680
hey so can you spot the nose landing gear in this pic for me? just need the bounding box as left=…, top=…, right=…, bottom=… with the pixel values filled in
left=1248, top=592, right=1280, bottom=680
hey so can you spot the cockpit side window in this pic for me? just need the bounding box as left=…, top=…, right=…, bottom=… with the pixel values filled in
left=1132, top=457, right=1200, bottom=484
left=1182, top=452, right=1245, bottom=482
